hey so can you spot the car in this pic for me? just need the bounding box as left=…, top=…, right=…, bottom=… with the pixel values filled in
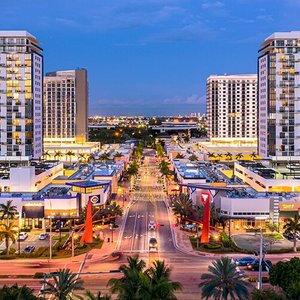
left=148, top=220, right=156, bottom=231
left=149, top=237, right=158, bottom=250
left=285, top=233, right=295, bottom=240
left=18, top=232, right=28, bottom=241
left=23, top=246, right=35, bottom=254
left=247, top=259, right=272, bottom=271
left=39, top=233, right=49, bottom=240
left=235, top=256, right=255, bottom=266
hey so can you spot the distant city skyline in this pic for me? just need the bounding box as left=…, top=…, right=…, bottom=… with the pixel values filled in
left=1, top=0, right=299, bottom=116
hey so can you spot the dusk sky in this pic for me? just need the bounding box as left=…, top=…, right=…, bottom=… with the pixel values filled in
left=1, top=0, right=299, bottom=116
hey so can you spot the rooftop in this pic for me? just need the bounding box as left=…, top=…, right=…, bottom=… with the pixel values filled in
left=66, top=180, right=110, bottom=188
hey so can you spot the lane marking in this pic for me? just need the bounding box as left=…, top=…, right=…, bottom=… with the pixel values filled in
left=130, top=212, right=138, bottom=252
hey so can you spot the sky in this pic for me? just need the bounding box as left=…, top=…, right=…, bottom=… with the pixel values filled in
left=1, top=0, right=300, bottom=116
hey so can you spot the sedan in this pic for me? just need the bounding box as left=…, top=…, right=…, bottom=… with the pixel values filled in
left=39, top=233, right=49, bottom=240
left=23, top=246, right=35, bottom=254
left=247, top=259, right=272, bottom=271
left=235, top=256, right=255, bottom=266
left=149, top=237, right=158, bottom=250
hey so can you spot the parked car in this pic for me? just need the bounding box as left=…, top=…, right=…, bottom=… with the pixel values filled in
left=247, top=259, right=272, bottom=271
left=18, top=232, right=28, bottom=241
left=235, top=256, right=255, bottom=266
left=23, top=246, right=35, bottom=254
left=148, top=220, right=156, bottom=231
left=285, top=233, right=295, bottom=240
left=149, top=237, right=158, bottom=251
left=39, top=233, right=49, bottom=240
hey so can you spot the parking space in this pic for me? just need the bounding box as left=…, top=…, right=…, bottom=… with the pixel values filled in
left=0, top=233, right=59, bottom=254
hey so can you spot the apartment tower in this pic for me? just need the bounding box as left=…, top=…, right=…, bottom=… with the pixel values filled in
left=0, top=31, right=43, bottom=160
left=258, top=31, right=300, bottom=159
left=44, top=69, right=88, bottom=143
left=206, top=74, right=257, bottom=144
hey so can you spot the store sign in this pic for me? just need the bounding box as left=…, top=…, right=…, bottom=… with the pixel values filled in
left=279, top=202, right=300, bottom=211
left=89, top=195, right=101, bottom=205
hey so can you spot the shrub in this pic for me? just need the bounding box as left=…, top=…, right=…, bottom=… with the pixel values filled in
left=33, top=272, right=44, bottom=279
left=203, top=243, right=222, bottom=250
left=0, top=255, right=16, bottom=260
left=220, top=231, right=232, bottom=247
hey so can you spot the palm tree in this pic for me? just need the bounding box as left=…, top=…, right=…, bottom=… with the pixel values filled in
left=0, top=200, right=17, bottom=225
left=66, top=150, right=76, bottom=164
left=217, top=153, right=223, bottom=161
left=189, top=154, right=198, bottom=161
left=0, top=284, right=38, bottom=300
left=175, top=153, right=185, bottom=159
left=113, top=152, right=123, bottom=160
left=208, top=152, right=216, bottom=160
left=172, top=193, right=193, bottom=223
left=78, top=153, right=88, bottom=163
left=76, top=290, right=111, bottom=300
left=250, top=152, right=257, bottom=160
left=43, top=150, right=51, bottom=161
left=43, top=268, right=84, bottom=300
left=54, top=150, right=63, bottom=161
left=235, top=153, right=243, bottom=161
left=199, top=257, right=251, bottom=300
left=0, top=223, right=18, bottom=254
left=283, top=214, right=300, bottom=252
left=108, top=255, right=147, bottom=299
left=225, top=152, right=233, bottom=161
left=146, top=260, right=182, bottom=299
left=100, top=152, right=110, bottom=162
left=105, top=202, right=123, bottom=223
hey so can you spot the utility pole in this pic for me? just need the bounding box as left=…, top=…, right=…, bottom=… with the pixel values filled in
left=258, top=229, right=263, bottom=290
left=71, top=233, right=75, bottom=257
left=49, top=214, right=52, bottom=260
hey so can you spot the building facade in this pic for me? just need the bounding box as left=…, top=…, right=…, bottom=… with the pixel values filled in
left=0, top=31, right=43, bottom=160
left=206, top=74, right=257, bottom=145
left=44, top=69, right=88, bottom=143
left=258, top=31, right=300, bottom=159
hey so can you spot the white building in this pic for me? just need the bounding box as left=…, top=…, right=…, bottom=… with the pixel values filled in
left=206, top=74, right=257, bottom=145
left=0, top=31, right=43, bottom=160
left=258, top=31, right=300, bottom=159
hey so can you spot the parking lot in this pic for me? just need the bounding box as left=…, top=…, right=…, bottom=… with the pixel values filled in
left=0, top=233, right=58, bottom=254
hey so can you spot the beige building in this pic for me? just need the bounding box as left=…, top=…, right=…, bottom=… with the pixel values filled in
left=207, top=74, right=257, bottom=145
left=44, top=69, right=88, bottom=143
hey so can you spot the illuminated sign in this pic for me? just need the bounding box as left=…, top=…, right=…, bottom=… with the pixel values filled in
left=89, top=195, right=100, bottom=205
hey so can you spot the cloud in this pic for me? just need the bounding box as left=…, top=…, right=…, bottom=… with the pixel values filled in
left=201, top=1, right=224, bottom=9
left=256, top=14, right=273, bottom=21
left=163, top=94, right=205, bottom=105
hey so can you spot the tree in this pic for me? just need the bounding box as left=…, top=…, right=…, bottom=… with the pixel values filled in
left=76, top=290, right=111, bottom=300
left=78, top=153, right=88, bottom=163
left=269, top=257, right=300, bottom=293
left=251, top=288, right=285, bottom=300
left=42, top=268, right=84, bottom=300
left=250, top=152, right=257, bottom=160
left=283, top=214, right=300, bottom=252
left=108, top=255, right=181, bottom=300
left=100, top=152, right=110, bottom=162
left=0, top=284, right=38, bottom=300
left=146, top=260, right=182, bottom=299
left=172, top=193, right=193, bottom=223
left=266, top=222, right=279, bottom=233
left=183, top=135, right=190, bottom=143
left=189, top=154, right=198, bottom=161
left=105, top=202, right=123, bottom=223
left=66, top=150, right=76, bottom=164
left=54, top=151, right=63, bottom=161
left=235, top=153, right=243, bottom=161
left=43, top=150, right=51, bottom=160
left=113, top=152, right=123, bottom=160
left=208, top=152, right=216, bottom=160
left=175, top=153, right=185, bottom=159
left=0, top=223, right=18, bottom=254
left=199, top=256, right=251, bottom=300
left=225, top=152, right=233, bottom=161
left=126, top=163, right=139, bottom=178
left=0, top=200, right=17, bottom=225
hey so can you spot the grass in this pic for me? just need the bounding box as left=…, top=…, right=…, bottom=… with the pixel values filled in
left=264, top=232, right=284, bottom=240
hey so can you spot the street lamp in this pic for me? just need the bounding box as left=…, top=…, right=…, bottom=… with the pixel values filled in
left=118, top=187, right=125, bottom=207
left=110, top=222, right=114, bottom=243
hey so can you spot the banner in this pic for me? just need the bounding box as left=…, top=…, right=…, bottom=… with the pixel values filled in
left=89, top=194, right=101, bottom=205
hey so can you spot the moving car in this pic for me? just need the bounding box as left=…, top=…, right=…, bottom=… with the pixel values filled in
left=149, top=237, right=158, bottom=251
left=235, top=256, right=255, bottom=266
left=247, top=259, right=272, bottom=271
left=23, top=246, right=35, bottom=254
left=39, top=233, right=49, bottom=240
left=148, top=220, right=156, bottom=231
left=18, top=232, right=28, bottom=241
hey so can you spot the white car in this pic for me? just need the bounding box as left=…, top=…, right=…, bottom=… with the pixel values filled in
left=148, top=221, right=156, bottom=231
left=18, top=232, right=28, bottom=241
left=39, top=233, right=49, bottom=240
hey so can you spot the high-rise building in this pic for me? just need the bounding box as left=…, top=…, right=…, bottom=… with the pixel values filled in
left=206, top=74, right=257, bottom=144
left=258, top=31, right=300, bottom=159
left=0, top=31, right=43, bottom=160
left=44, top=69, right=88, bottom=143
